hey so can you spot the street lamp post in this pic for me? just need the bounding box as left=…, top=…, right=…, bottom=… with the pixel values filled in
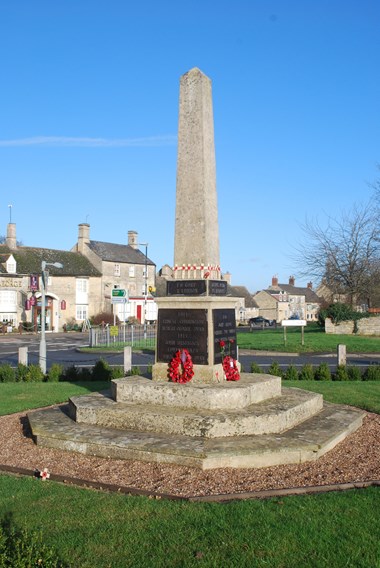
left=39, top=261, right=63, bottom=374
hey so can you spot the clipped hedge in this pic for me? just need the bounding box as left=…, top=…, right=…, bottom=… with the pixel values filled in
left=0, top=362, right=126, bottom=383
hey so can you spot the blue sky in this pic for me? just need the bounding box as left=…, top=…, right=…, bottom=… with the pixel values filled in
left=1, top=0, right=379, bottom=292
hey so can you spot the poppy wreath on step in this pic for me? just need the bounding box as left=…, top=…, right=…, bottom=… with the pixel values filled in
left=168, top=348, right=194, bottom=383
left=223, top=355, right=240, bottom=381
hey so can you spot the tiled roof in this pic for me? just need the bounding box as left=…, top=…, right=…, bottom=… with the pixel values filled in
left=0, top=246, right=101, bottom=277
left=232, top=286, right=258, bottom=307
left=270, top=284, right=322, bottom=303
left=87, top=241, right=155, bottom=266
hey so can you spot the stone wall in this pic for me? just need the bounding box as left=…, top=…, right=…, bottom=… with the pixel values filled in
left=325, top=316, right=380, bottom=335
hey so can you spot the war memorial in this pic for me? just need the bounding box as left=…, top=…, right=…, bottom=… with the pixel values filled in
left=28, top=69, right=364, bottom=469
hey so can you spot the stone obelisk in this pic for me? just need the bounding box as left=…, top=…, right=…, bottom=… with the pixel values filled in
left=152, top=68, right=239, bottom=383
left=174, top=68, right=220, bottom=280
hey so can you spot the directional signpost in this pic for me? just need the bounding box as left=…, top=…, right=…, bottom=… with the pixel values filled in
left=111, top=289, right=127, bottom=304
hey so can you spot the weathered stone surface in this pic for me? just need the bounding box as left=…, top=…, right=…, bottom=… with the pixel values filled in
left=112, top=375, right=281, bottom=409
left=174, top=68, right=220, bottom=280
left=68, top=384, right=322, bottom=439
left=27, top=402, right=365, bottom=470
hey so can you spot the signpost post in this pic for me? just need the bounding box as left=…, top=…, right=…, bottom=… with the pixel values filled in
left=281, top=319, right=307, bottom=346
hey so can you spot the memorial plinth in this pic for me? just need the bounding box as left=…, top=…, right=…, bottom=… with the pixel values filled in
left=152, top=293, right=239, bottom=383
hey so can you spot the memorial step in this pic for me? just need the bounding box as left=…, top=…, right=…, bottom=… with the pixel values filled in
left=68, top=386, right=323, bottom=439
left=27, top=402, right=365, bottom=470
left=112, top=374, right=282, bottom=410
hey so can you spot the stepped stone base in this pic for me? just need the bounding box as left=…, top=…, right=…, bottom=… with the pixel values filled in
left=28, top=401, right=364, bottom=470
left=27, top=374, right=365, bottom=470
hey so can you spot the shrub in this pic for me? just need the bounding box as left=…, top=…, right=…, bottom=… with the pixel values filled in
left=78, top=367, right=93, bottom=381
left=363, top=364, right=380, bottom=381
left=314, top=362, right=332, bottom=381
left=91, top=359, right=113, bottom=381
left=16, top=363, right=29, bottom=382
left=334, top=365, right=349, bottom=381
left=299, top=364, right=315, bottom=381
left=63, top=365, right=79, bottom=381
left=318, top=302, right=369, bottom=325
left=27, top=364, right=45, bottom=382
left=126, top=366, right=142, bottom=376
left=91, top=312, right=119, bottom=326
left=110, top=366, right=125, bottom=379
left=347, top=366, right=362, bottom=381
left=0, top=364, right=16, bottom=383
left=47, top=363, right=65, bottom=382
left=250, top=362, right=263, bottom=374
left=267, top=361, right=283, bottom=378
left=284, top=364, right=299, bottom=381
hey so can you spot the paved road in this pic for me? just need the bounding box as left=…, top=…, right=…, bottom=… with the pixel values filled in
left=1, top=332, right=379, bottom=372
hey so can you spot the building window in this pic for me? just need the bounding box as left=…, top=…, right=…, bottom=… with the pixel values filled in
left=0, top=290, right=17, bottom=309
left=76, top=279, right=88, bottom=293
left=114, top=264, right=120, bottom=276
left=6, top=261, right=16, bottom=273
left=129, top=266, right=135, bottom=278
left=76, top=305, right=88, bottom=321
left=76, top=279, right=88, bottom=305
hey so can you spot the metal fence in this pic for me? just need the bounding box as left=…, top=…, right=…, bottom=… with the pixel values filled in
left=89, top=324, right=156, bottom=349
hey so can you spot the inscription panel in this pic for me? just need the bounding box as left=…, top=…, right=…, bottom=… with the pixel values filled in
left=157, top=308, right=208, bottom=364
left=209, top=280, right=227, bottom=296
left=213, top=309, right=237, bottom=364
left=167, top=280, right=207, bottom=296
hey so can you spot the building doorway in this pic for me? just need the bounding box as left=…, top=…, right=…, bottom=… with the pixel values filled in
left=34, top=297, right=54, bottom=331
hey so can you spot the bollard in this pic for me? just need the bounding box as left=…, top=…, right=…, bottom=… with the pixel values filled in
left=18, top=346, right=28, bottom=366
left=124, top=346, right=132, bottom=375
left=337, top=344, right=346, bottom=367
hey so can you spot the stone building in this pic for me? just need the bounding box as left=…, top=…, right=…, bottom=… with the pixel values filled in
left=253, top=276, right=322, bottom=323
left=71, top=224, right=156, bottom=323
left=0, top=222, right=156, bottom=331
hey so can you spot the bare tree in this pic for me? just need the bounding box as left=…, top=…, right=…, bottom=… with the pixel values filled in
left=294, top=203, right=380, bottom=307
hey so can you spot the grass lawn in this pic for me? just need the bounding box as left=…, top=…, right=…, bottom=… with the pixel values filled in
left=0, top=382, right=109, bottom=416
left=1, top=381, right=379, bottom=566
left=286, top=381, right=380, bottom=413
left=0, top=476, right=379, bottom=568
left=237, top=324, right=380, bottom=353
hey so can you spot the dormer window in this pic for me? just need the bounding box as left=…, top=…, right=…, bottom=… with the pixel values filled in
left=6, top=255, right=16, bottom=274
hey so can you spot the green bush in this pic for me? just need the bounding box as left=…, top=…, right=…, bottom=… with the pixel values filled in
left=126, top=366, right=142, bottom=376
left=334, top=365, right=349, bottom=381
left=0, top=364, right=16, bottom=383
left=24, top=364, right=45, bottom=382
left=284, top=364, right=299, bottom=381
left=267, top=361, right=283, bottom=377
left=250, top=362, right=263, bottom=373
left=110, top=366, right=125, bottom=379
left=91, top=359, right=113, bottom=381
left=47, top=363, right=65, bottom=382
left=347, top=366, right=363, bottom=381
left=314, top=362, right=332, bottom=381
left=319, top=302, right=369, bottom=326
left=78, top=367, right=92, bottom=381
left=63, top=365, right=79, bottom=381
left=363, top=364, right=380, bottom=381
left=16, top=364, right=29, bottom=382
left=299, top=364, right=315, bottom=381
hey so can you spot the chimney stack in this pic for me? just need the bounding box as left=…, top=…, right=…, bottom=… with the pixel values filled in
left=271, top=276, right=279, bottom=287
left=77, top=223, right=90, bottom=253
left=289, top=275, right=295, bottom=286
left=128, top=230, right=138, bottom=249
left=6, top=223, right=17, bottom=250
left=307, top=281, right=313, bottom=289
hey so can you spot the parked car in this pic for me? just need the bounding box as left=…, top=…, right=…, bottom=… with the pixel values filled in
left=249, top=316, right=274, bottom=327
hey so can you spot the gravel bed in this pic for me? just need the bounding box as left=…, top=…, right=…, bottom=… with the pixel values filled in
left=0, top=409, right=379, bottom=498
